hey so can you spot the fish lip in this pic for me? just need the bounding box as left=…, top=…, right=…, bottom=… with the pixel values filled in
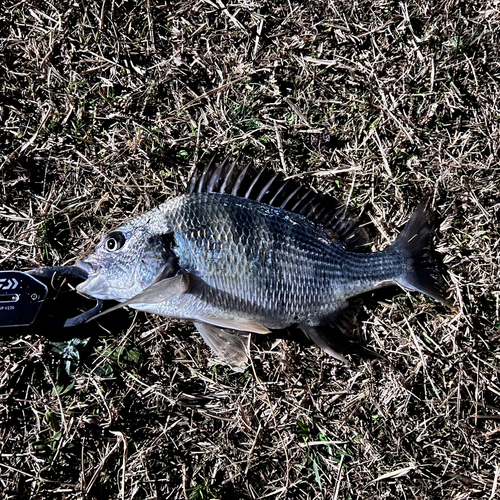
left=76, top=274, right=110, bottom=299
left=76, top=259, right=98, bottom=275
left=75, top=258, right=136, bottom=301
left=75, top=259, right=106, bottom=297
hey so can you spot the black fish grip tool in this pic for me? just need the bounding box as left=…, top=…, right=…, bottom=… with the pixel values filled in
left=0, top=266, right=103, bottom=328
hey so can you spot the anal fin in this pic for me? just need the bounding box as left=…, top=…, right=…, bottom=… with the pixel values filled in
left=299, top=325, right=348, bottom=363
left=298, top=299, right=364, bottom=363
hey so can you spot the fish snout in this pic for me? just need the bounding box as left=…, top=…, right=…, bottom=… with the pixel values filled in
left=76, top=259, right=99, bottom=277
left=75, top=259, right=104, bottom=297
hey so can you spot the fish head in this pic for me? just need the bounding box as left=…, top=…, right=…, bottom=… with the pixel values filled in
left=76, top=225, right=175, bottom=302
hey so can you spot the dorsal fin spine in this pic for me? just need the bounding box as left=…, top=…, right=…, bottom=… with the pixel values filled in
left=256, top=174, right=279, bottom=202
left=244, top=169, right=266, bottom=198
left=220, top=159, right=237, bottom=193
left=280, top=185, right=302, bottom=210
left=231, top=163, right=251, bottom=196
left=207, top=161, right=223, bottom=193
left=196, top=159, right=213, bottom=193
left=268, top=179, right=292, bottom=205
left=291, top=190, right=314, bottom=213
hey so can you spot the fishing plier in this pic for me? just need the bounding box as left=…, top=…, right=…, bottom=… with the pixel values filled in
left=0, top=266, right=102, bottom=329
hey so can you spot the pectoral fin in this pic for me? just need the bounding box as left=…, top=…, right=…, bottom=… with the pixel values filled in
left=126, top=270, right=190, bottom=305
left=86, top=271, right=190, bottom=321
left=194, top=322, right=250, bottom=372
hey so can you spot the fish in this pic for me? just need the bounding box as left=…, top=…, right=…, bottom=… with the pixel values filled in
left=76, top=159, right=452, bottom=371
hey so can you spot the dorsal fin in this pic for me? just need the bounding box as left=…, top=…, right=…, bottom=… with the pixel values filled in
left=188, top=159, right=368, bottom=250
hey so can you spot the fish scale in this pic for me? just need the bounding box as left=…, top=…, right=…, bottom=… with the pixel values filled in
left=149, top=193, right=403, bottom=327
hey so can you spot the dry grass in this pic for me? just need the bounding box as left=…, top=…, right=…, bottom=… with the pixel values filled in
left=1, top=0, right=499, bottom=499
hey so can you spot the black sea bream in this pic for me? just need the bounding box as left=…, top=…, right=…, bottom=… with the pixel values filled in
left=77, top=160, right=451, bottom=370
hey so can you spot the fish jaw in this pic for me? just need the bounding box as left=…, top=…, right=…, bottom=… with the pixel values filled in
left=76, top=259, right=132, bottom=302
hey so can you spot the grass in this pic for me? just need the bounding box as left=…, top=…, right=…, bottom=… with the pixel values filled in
left=1, top=0, right=499, bottom=499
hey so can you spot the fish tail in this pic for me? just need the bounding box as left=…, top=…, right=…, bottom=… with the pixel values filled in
left=389, top=201, right=452, bottom=307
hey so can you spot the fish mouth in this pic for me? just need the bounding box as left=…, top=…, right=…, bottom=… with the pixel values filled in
left=75, top=259, right=111, bottom=299
left=76, top=259, right=98, bottom=276
left=75, top=259, right=137, bottom=302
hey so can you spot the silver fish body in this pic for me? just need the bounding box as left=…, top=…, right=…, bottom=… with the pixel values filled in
left=77, top=167, right=449, bottom=370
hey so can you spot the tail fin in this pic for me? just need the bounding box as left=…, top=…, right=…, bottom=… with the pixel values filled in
left=390, top=201, right=452, bottom=307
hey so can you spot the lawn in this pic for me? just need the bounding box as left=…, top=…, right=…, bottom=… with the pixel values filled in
left=1, top=0, right=499, bottom=498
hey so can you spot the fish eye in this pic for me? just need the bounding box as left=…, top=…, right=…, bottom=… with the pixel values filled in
left=104, top=231, right=126, bottom=252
